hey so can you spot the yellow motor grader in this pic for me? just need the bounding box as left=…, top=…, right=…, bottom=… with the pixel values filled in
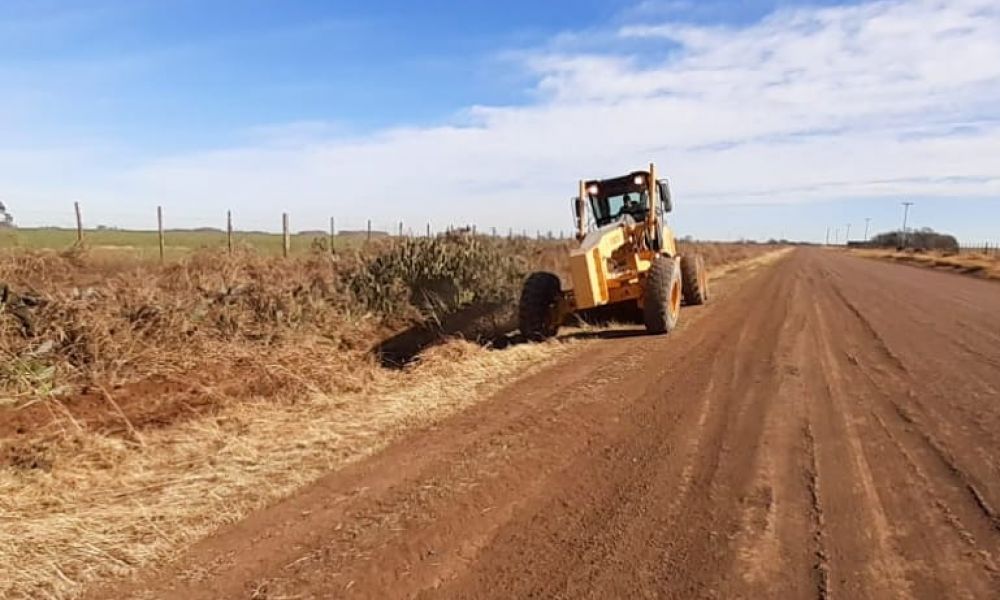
left=518, top=163, right=708, bottom=340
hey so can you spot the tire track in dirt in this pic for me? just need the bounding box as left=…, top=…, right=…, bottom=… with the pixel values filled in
left=727, top=269, right=819, bottom=599
left=809, top=298, right=914, bottom=599
left=824, top=257, right=1000, bottom=496
left=89, top=249, right=1000, bottom=599
left=819, top=257, right=1000, bottom=540
left=422, top=265, right=793, bottom=599
left=807, top=257, right=998, bottom=598
left=803, top=422, right=831, bottom=600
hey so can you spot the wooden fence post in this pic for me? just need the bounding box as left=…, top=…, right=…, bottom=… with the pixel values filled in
left=227, top=210, right=233, bottom=254
left=74, top=201, right=83, bottom=243
left=157, top=206, right=164, bottom=262
left=282, top=213, right=290, bottom=258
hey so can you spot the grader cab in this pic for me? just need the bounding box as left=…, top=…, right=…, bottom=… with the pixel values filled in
left=518, top=163, right=709, bottom=340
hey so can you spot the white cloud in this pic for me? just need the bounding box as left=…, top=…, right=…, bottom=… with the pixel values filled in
left=3, top=0, right=1000, bottom=238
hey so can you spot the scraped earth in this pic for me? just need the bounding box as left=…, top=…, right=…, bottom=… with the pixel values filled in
left=95, top=248, right=1000, bottom=599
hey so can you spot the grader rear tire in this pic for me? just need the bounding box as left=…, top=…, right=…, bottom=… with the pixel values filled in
left=681, top=254, right=710, bottom=305
left=643, top=257, right=682, bottom=334
left=518, top=272, right=562, bottom=341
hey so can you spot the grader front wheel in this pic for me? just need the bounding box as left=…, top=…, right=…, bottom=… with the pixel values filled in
left=643, top=257, right=682, bottom=334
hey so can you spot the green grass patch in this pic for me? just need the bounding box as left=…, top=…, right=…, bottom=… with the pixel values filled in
left=0, top=227, right=373, bottom=261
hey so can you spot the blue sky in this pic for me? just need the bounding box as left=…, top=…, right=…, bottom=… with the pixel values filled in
left=2, top=0, right=998, bottom=243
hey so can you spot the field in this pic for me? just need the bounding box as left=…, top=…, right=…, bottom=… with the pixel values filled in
left=851, top=247, right=1000, bottom=280
left=0, top=236, right=775, bottom=598
left=0, top=227, right=381, bottom=261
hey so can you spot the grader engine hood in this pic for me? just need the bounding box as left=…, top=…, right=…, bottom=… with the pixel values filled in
left=568, top=219, right=635, bottom=309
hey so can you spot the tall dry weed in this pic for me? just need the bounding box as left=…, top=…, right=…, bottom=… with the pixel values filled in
left=347, top=235, right=528, bottom=320
left=0, top=238, right=559, bottom=400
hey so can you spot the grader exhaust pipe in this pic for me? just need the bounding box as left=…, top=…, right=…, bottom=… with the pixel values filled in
left=646, top=162, right=658, bottom=233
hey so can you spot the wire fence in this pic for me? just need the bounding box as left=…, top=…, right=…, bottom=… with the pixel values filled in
left=957, top=244, right=999, bottom=257
left=0, top=203, right=572, bottom=261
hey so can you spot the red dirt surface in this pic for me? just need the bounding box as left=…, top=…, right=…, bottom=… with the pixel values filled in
left=89, top=248, right=1000, bottom=599
left=0, top=365, right=281, bottom=445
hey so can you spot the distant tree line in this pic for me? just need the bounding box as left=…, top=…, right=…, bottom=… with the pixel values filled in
left=0, top=201, right=13, bottom=228
left=869, top=227, right=959, bottom=252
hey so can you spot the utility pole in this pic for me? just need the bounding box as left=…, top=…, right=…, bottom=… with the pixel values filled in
left=864, top=218, right=871, bottom=242
left=901, top=201, right=914, bottom=247
left=845, top=223, right=851, bottom=245
left=825, top=227, right=830, bottom=246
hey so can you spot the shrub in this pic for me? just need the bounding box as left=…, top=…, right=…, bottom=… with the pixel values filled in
left=346, top=236, right=527, bottom=319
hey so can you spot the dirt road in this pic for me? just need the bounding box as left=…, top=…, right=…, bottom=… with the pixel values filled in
left=98, top=249, right=1000, bottom=599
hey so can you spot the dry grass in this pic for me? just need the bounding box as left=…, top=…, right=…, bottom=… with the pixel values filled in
left=0, top=239, right=780, bottom=598
left=851, top=248, right=1000, bottom=280
left=0, top=338, right=578, bottom=599
left=679, top=241, right=779, bottom=271
left=0, top=237, right=546, bottom=402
